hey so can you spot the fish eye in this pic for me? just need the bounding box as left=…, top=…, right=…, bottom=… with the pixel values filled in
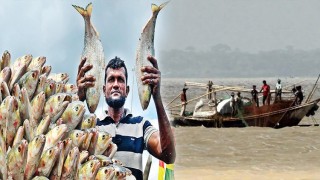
left=49, top=150, right=52, bottom=154
left=75, top=106, right=79, bottom=111
left=90, top=163, right=93, bottom=168
left=18, top=146, right=21, bottom=152
left=76, top=133, right=79, bottom=138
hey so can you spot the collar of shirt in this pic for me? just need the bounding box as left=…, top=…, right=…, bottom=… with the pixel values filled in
left=99, top=108, right=133, bottom=123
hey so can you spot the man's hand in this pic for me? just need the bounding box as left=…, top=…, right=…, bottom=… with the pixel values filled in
left=76, top=57, right=96, bottom=101
left=141, top=56, right=161, bottom=97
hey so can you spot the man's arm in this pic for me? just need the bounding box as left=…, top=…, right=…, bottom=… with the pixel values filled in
left=141, top=56, right=176, bottom=164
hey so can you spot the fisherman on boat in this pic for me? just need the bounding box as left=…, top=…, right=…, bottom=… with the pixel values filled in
left=230, top=92, right=236, bottom=116
left=235, top=91, right=243, bottom=114
left=260, top=80, right=271, bottom=106
left=180, top=87, right=188, bottom=116
left=251, top=85, right=259, bottom=107
left=275, top=79, right=282, bottom=101
left=294, top=85, right=304, bottom=105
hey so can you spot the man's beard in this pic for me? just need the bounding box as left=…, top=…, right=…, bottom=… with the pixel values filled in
left=106, top=96, right=126, bottom=109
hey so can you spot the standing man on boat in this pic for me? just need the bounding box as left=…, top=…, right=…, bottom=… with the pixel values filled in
left=180, top=87, right=188, bottom=116
left=235, top=91, right=243, bottom=114
left=251, top=85, right=259, bottom=107
left=294, top=85, right=304, bottom=105
left=230, top=92, right=236, bottom=115
left=275, top=79, right=282, bottom=101
left=260, top=80, right=271, bottom=106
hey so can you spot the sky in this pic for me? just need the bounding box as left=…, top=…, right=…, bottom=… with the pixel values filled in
left=2, top=0, right=320, bottom=177
left=0, top=0, right=171, bottom=118
left=165, top=0, right=320, bottom=52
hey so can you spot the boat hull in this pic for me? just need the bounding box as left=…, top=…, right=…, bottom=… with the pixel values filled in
left=171, top=99, right=320, bottom=128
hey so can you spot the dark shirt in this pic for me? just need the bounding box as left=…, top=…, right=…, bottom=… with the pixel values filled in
left=295, top=91, right=303, bottom=105
left=251, top=89, right=258, bottom=99
left=181, top=92, right=187, bottom=102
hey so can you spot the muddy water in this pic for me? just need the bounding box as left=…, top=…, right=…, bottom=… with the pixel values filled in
left=161, top=78, right=320, bottom=179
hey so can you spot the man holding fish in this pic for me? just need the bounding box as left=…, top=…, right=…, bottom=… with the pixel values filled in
left=77, top=55, right=175, bottom=179
left=75, top=2, right=175, bottom=179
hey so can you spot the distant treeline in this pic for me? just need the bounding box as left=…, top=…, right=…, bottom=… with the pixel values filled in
left=159, top=44, right=320, bottom=78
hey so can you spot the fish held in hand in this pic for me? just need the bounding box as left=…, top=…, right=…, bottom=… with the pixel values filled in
left=73, top=2, right=105, bottom=113
left=135, top=2, right=168, bottom=110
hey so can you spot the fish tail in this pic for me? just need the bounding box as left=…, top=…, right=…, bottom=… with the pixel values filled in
left=151, top=1, right=169, bottom=14
left=72, top=2, right=92, bottom=18
left=72, top=3, right=99, bottom=37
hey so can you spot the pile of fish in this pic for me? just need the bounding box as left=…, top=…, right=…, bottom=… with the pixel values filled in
left=0, top=51, right=131, bottom=180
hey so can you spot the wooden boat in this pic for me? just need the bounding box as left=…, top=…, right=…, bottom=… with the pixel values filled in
left=171, top=98, right=320, bottom=128
left=167, top=77, right=320, bottom=128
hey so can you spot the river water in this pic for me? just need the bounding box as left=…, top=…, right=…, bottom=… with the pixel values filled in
left=161, top=77, right=320, bottom=179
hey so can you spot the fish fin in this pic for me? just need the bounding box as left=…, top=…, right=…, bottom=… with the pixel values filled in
left=73, top=3, right=98, bottom=36
left=86, top=2, right=93, bottom=17
left=151, top=4, right=159, bottom=13
left=72, top=5, right=87, bottom=17
left=151, top=1, right=169, bottom=13
left=87, top=3, right=98, bottom=36
left=72, top=2, right=92, bottom=18
left=159, top=1, right=170, bottom=10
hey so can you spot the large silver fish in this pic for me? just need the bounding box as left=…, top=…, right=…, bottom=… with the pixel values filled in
left=25, top=134, right=46, bottom=180
left=7, top=139, right=28, bottom=179
left=18, top=69, right=40, bottom=99
left=61, top=146, right=80, bottom=180
left=44, top=93, right=71, bottom=124
left=1, top=50, right=11, bottom=71
left=135, top=2, right=168, bottom=110
left=9, top=54, right=32, bottom=90
left=49, top=141, right=64, bottom=180
left=73, top=3, right=105, bottom=113
left=0, top=67, right=11, bottom=84
left=28, top=56, right=46, bottom=72
left=78, top=159, right=101, bottom=179
left=36, top=146, right=59, bottom=177
left=0, top=130, right=7, bottom=180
